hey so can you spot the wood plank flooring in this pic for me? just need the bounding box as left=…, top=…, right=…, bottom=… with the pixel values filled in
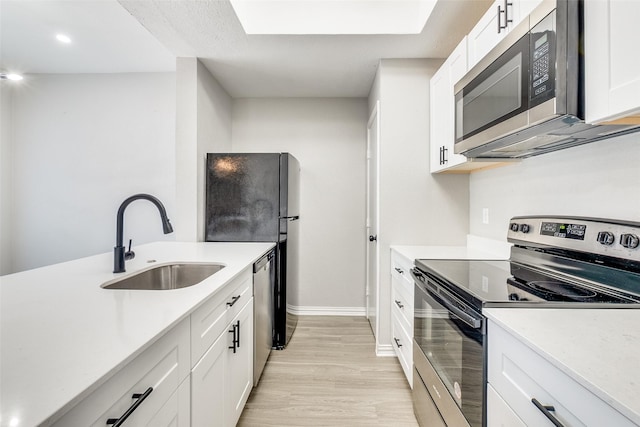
left=237, top=316, right=419, bottom=426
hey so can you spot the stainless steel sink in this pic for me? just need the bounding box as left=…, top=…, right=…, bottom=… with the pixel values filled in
left=102, top=263, right=225, bottom=290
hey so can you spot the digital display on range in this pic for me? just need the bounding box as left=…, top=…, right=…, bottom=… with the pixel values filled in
left=540, top=222, right=586, bottom=240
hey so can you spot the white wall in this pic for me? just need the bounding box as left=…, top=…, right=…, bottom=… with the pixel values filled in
left=175, top=58, right=232, bottom=242
left=470, top=133, right=640, bottom=241
left=5, top=73, right=176, bottom=274
left=232, top=98, right=368, bottom=311
left=0, top=84, right=14, bottom=275
left=370, top=59, right=470, bottom=351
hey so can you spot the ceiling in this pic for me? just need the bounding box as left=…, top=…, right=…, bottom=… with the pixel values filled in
left=1, top=0, right=492, bottom=98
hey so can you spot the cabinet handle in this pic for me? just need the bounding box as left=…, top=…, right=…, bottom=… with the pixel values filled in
left=531, top=398, right=565, bottom=427
left=236, top=320, right=241, bottom=348
left=393, top=337, right=402, bottom=348
left=394, top=267, right=404, bottom=274
left=106, top=387, right=153, bottom=426
left=498, top=0, right=513, bottom=33
left=395, top=299, right=404, bottom=309
left=443, top=147, right=448, bottom=164
left=226, top=295, right=241, bottom=307
left=228, top=320, right=240, bottom=353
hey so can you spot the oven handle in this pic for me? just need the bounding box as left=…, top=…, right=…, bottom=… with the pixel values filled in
left=411, top=268, right=483, bottom=330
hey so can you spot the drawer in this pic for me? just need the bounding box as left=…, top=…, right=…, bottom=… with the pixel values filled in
left=391, top=276, right=413, bottom=331
left=488, top=321, right=635, bottom=427
left=487, top=383, right=526, bottom=427
left=392, top=311, right=413, bottom=388
left=191, top=267, right=252, bottom=366
left=53, top=318, right=190, bottom=427
left=391, top=250, right=414, bottom=297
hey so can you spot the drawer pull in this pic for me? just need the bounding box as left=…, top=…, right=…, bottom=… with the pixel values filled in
left=394, top=299, right=404, bottom=309
left=106, top=387, right=153, bottom=426
left=532, top=398, right=565, bottom=427
left=226, top=295, right=241, bottom=307
left=393, top=337, right=402, bottom=348
left=394, top=267, right=404, bottom=274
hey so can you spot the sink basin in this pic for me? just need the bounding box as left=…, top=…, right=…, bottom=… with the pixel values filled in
left=102, top=263, right=225, bottom=290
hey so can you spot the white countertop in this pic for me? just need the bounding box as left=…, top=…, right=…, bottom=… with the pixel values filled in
left=0, top=241, right=274, bottom=427
left=391, top=235, right=511, bottom=261
left=485, top=308, right=640, bottom=424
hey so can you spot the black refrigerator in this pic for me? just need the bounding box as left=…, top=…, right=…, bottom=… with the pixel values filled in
left=205, top=153, right=300, bottom=349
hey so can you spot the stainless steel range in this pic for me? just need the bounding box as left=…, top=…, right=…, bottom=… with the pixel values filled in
left=411, top=216, right=640, bottom=427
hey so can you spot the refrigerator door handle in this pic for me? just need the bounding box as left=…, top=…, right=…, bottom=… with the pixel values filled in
left=283, top=215, right=300, bottom=221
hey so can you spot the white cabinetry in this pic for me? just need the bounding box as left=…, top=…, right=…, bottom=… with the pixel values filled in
left=53, top=319, right=191, bottom=427
left=53, top=265, right=257, bottom=427
left=467, top=0, right=542, bottom=69
left=488, top=320, right=636, bottom=426
left=430, top=37, right=469, bottom=173
left=192, top=296, right=254, bottom=427
left=585, top=0, right=640, bottom=124
left=390, top=249, right=414, bottom=387
left=191, top=267, right=254, bottom=427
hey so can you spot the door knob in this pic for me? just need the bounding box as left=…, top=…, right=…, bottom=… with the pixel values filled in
left=369, top=235, right=377, bottom=242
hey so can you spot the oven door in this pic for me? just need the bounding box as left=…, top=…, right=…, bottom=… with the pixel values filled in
left=412, top=268, right=485, bottom=427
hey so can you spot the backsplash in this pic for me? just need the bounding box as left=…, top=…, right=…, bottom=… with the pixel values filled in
left=469, top=131, right=640, bottom=241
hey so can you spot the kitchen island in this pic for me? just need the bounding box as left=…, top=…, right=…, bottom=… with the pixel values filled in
left=0, top=241, right=274, bottom=427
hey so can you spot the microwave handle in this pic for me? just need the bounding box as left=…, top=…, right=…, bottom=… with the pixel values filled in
left=411, top=269, right=483, bottom=330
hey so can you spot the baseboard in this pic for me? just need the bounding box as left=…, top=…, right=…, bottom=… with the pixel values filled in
left=287, top=305, right=366, bottom=316
left=376, top=344, right=396, bottom=357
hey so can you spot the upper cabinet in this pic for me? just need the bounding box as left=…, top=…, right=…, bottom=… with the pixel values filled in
left=467, top=0, right=543, bottom=69
left=585, top=0, right=640, bottom=124
left=430, top=38, right=469, bottom=173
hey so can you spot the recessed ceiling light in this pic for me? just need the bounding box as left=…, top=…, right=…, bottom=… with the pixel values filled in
left=56, top=34, right=72, bottom=43
left=0, top=73, right=24, bottom=81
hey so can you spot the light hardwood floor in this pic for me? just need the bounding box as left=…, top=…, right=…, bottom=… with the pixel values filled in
left=237, top=316, right=419, bottom=426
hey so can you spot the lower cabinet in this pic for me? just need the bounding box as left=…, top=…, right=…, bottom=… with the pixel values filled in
left=52, top=318, right=191, bottom=427
left=488, top=320, right=636, bottom=426
left=52, top=265, right=258, bottom=427
left=191, top=297, right=254, bottom=427
left=390, top=249, right=414, bottom=387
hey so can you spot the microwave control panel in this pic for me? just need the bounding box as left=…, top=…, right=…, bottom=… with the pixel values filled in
left=529, top=12, right=555, bottom=106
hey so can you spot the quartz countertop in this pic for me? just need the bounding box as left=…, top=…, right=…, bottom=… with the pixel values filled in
left=484, top=308, right=640, bottom=424
left=391, top=235, right=511, bottom=261
left=0, top=241, right=274, bottom=427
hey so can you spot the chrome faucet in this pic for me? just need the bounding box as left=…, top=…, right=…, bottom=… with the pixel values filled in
left=113, top=194, right=173, bottom=273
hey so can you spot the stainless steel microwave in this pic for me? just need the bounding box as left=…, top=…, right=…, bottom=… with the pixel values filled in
left=454, top=0, right=637, bottom=159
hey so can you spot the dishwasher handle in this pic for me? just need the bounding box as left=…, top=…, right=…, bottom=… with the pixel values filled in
left=254, top=249, right=275, bottom=272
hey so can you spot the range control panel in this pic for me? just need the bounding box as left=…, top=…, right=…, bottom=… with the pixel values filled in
left=507, top=216, right=640, bottom=261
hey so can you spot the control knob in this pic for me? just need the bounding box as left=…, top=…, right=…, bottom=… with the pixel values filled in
left=519, top=224, right=531, bottom=233
left=596, top=231, right=615, bottom=246
left=620, top=233, right=640, bottom=249
left=510, top=223, right=519, bottom=232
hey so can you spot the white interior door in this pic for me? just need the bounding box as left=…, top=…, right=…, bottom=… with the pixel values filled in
left=365, top=101, right=380, bottom=338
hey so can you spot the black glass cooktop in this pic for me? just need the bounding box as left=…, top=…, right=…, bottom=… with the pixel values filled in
left=414, top=258, right=640, bottom=310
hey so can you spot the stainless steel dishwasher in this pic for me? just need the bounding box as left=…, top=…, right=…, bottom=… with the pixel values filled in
left=253, top=249, right=275, bottom=386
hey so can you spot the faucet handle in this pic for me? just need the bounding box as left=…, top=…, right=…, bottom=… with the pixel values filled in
left=124, top=239, right=135, bottom=261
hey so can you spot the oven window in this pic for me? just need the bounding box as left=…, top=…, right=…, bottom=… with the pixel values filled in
left=414, top=282, right=484, bottom=427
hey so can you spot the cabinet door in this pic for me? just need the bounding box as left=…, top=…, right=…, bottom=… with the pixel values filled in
left=146, top=378, right=191, bottom=427
left=191, top=327, right=228, bottom=427
left=430, top=64, right=450, bottom=173
left=487, top=383, right=526, bottom=427
left=226, top=298, right=254, bottom=427
left=467, top=0, right=505, bottom=69
left=585, top=0, right=640, bottom=123
left=430, top=37, right=469, bottom=173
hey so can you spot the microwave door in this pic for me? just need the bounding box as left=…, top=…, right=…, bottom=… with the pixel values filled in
left=455, top=34, right=530, bottom=154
